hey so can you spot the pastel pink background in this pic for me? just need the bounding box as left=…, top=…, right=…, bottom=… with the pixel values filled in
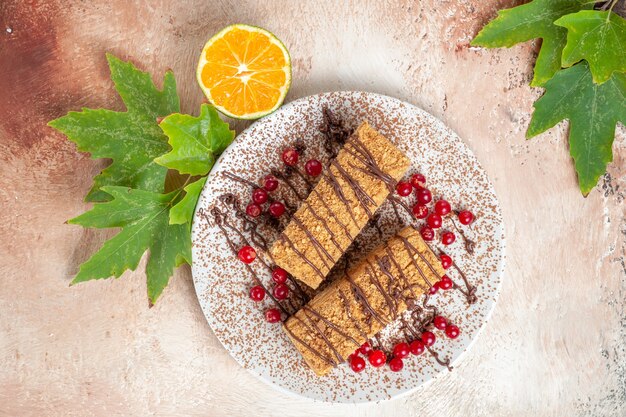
left=0, top=1, right=624, bottom=416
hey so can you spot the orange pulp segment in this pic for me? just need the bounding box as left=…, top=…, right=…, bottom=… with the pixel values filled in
left=197, top=24, right=291, bottom=119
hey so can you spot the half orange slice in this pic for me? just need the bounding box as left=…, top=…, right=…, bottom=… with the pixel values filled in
left=196, top=24, right=292, bottom=120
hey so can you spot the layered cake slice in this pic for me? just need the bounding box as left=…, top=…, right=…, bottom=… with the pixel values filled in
left=270, top=122, right=411, bottom=289
left=282, top=227, right=444, bottom=376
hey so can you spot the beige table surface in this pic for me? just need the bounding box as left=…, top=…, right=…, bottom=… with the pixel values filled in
left=1, top=1, right=624, bottom=416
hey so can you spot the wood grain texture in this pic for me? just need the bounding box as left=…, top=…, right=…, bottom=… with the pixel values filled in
left=0, top=0, right=624, bottom=416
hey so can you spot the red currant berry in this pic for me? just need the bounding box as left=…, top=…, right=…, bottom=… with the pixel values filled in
left=249, top=285, right=265, bottom=302
left=433, top=315, right=447, bottom=330
left=458, top=210, right=474, bottom=225
left=434, top=199, right=451, bottom=216
left=269, top=201, right=286, bottom=217
left=421, top=331, right=436, bottom=347
left=410, top=173, right=426, bottom=189
left=246, top=202, right=262, bottom=217
left=409, top=340, right=425, bottom=356
left=252, top=188, right=268, bottom=204
left=350, top=355, right=366, bottom=373
left=273, top=283, right=289, bottom=300
left=428, top=282, right=439, bottom=295
left=359, top=342, right=372, bottom=356
left=412, top=204, right=429, bottom=219
left=396, top=181, right=412, bottom=197
left=237, top=246, right=256, bottom=264
left=272, top=267, right=288, bottom=284
left=440, top=254, right=453, bottom=269
left=263, top=175, right=279, bottom=191
left=427, top=213, right=442, bottom=229
left=389, top=357, right=404, bottom=372
left=305, top=159, right=323, bottom=176
left=420, top=226, right=435, bottom=241
left=445, top=324, right=460, bottom=339
left=368, top=350, right=387, bottom=367
left=265, top=308, right=281, bottom=323
left=282, top=148, right=299, bottom=166
left=439, top=275, right=454, bottom=290
left=392, top=342, right=410, bottom=359
left=441, top=231, right=455, bottom=245
left=416, top=188, right=432, bottom=205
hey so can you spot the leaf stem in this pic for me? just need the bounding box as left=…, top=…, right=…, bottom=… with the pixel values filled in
left=606, top=0, right=619, bottom=21
left=599, top=0, right=619, bottom=12
left=168, top=174, right=194, bottom=206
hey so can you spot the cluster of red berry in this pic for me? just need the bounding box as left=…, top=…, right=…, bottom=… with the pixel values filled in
left=238, top=146, right=326, bottom=325
left=396, top=173, right=474, bottom=245
left=348, top=314, right=460, bottom=373
left=251, top=269, right=292, bottom=323
left=239, top=245, right=290, bottom=324
left=245, top=147, right=323, bottom=219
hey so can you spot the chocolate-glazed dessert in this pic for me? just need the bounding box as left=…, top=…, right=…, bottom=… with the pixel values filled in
left=270, top=122, right=411, bottom=289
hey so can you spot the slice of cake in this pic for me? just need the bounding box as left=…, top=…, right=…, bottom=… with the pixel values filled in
left=282, top=227, right=444, bottom=376
left=270, top=121, right=410, bottom=289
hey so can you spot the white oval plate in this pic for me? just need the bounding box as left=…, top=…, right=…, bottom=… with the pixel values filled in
left=191, top=91, right=505, bottom=403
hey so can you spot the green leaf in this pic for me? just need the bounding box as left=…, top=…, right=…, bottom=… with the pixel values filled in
left=471, top=0, right=591, bottom=86
left=69, top=186, right=191, bottom=304
left=155, top=104, right=235, bottom=176
left=555, top=10, right=626, bottom=84
left=527, top=62, right=626, bottom=195
left=170, top=177, right=207, bottom=226
left=49, top=54, right=180, bottom=202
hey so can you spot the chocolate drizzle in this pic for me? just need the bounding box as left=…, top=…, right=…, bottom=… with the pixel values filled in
left=283, top=320, right=337, bottom=366
left=290, top=214, right=334, bottom=269
left=218, top=193, right=271, bottom=251
left=290, top=166, right=314, bottom=193
left=385, top=246, right=422, bottom=297
left=450, top=217, right=476, bottom=255
left=389, top=195, right=417, bottom=219
left=310, top=187, right=353, bottom=241
left=344, top=136, right=396, bottom=192
left=449, top=256, right=478, bottom=305
left=320, top=107, right=352, bottom=157
left=222, top=171, right=258, bottom=189
left=302, top=308, right=345, bottom=364
left=399, top=236, right=437, bottom=288
left=303, top=305, right=361, bottom=348
left=366, top=259, right=399, bottom=321
left=302, top=200, right=344, bottom=252
left=323, top=167, right=360, bottom=228
left=330, top=159, right=376, bottom=217
left=279, top=233, right=327, bottom=281
left=337, top=288, right=369, bottom=341
left=345, top=268, right=388, bottom=327
left=271, top=168, right=308, bottom=202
